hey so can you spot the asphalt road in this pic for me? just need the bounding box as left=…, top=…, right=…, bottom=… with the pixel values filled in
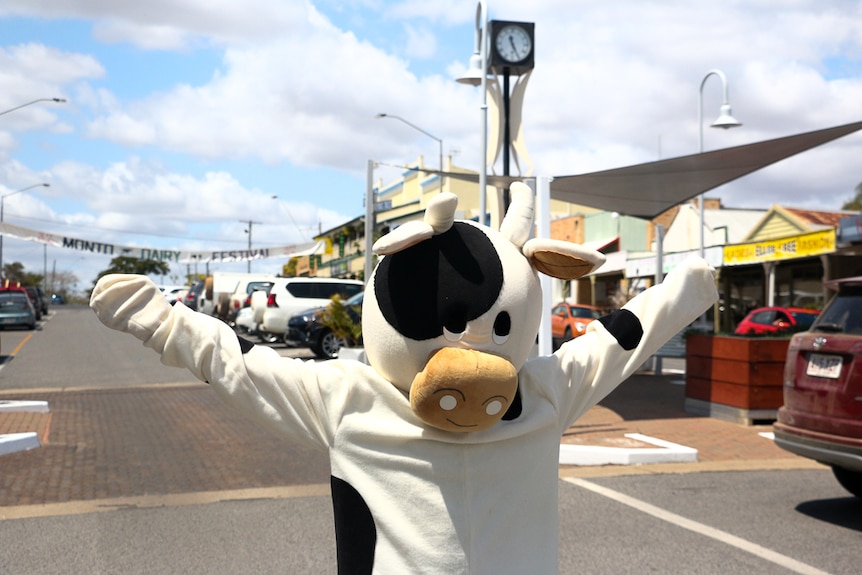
left=0, top=306, right=859, bottom=574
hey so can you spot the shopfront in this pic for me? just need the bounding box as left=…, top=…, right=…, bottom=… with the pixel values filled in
left=720, top=229, right=836, bottom=331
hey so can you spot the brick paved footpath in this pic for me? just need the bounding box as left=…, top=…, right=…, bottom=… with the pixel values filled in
left=0, top=374, right=820, bottom=507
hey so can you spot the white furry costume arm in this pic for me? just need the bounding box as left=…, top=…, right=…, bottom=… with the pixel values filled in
left=530, top=257, right=718, bottom=429
left=90, top=274, right=352, bottom=448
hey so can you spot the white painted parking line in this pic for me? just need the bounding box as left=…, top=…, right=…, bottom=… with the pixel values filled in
left=564, top=477, right=831, bottom=575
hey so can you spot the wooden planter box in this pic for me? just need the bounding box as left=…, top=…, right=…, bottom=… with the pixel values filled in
left=684, top=334, right=789, bottom=425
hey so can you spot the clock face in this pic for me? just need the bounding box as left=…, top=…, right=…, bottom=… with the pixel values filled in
left=495, top=24, right=532, bottom=63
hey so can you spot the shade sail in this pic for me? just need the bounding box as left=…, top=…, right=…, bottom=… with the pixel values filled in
left=415, top=120, right=862, bottom=219
left=549, top=120, right=862, bottom=218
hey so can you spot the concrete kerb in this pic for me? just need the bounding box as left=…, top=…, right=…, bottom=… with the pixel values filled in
left=0, top=399, right=49, bottom=456
left=559, top=433, right=698, bottom=466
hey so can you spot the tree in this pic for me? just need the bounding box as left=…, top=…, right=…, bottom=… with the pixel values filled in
left=2, top=261, right=43, bottom=286
left=282, top=256, right=299, bottom=277
left=842, top=182, right=862, bottom=211
left=47, top=269, right=79, bottom=300
left=96, top=257, right=170, bottom=280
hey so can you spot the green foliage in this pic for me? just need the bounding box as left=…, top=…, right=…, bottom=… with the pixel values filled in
left=2, top=261, right=43, bottom=286
left=283, top=257, right=298, bottom=277
left=320, top=294, right=362, bottom=345
left=841, top=182, right=862, bottom=211
left=96, top=256, right=170, bottom=279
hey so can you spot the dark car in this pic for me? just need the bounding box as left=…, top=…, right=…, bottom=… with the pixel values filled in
left=733, top=306, right=819, bottom=336
left=24, top=286, right=49, bottom=319
left=285, top=292, right=363, bottom=359
left=181, top=279, right=206, bottom=311
left=773, top=276, right=862, bottom=498
left=0, top=291, right=38, bottom=330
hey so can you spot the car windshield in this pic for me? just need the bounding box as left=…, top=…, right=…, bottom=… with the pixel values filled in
left=571, top=307, right=601, bottom=319
left=0, top=294, right=30, bottom=310
left=789, top=311, right=818, bottom=328
left=812, top=286, right=862, bottom=335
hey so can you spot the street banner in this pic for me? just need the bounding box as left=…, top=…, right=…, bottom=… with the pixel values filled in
left=0, top=222, right=322, bottom=263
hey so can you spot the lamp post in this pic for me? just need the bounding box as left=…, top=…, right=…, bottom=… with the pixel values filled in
left=0, top=98, right=67, bottom=117
left=698, top=69, right=741, bottom=258
left=376, top=113, right=444, bottom=194
left=456, top=0, right=489, bottom=226
left=0, top=183, right=50, bottom=278
left=241, top=219, right=262, bottom=273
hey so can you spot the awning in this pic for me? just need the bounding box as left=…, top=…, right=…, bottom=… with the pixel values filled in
left=414, top=120, right=862, bottom=219
left=582, top=237, right=619, bottom=253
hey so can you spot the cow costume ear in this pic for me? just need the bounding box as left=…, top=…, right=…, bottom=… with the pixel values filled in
left=373, top=193, right=459, bottom=255
left=523, top=238, right=605, bottom=280
left=501, top=181, right=605, bottom=280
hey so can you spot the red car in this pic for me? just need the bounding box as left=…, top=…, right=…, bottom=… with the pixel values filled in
left=773, top=276, right=862, bottom=498
left=733, top=306, right=820, bottom=336
left=550, top=302, right=603, bottom=349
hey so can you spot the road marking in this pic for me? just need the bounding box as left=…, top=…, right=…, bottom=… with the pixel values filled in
left=0, top=483, right=331, bottom=521
left=0, top=331, right=34, bottom=369
left=564, top=477, right=831, bottom=575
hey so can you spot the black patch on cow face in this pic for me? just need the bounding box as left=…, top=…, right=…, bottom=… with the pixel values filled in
left=237, top=335, right=255, bottom=354
left=375, top=222, right=504, bottom=341
left=331, top=475, right=376, bottom=575
left=598, top=309, right=643, bottom=350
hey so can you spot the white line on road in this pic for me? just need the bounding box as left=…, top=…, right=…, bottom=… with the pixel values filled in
left=564, top=476, right=831, bottom=575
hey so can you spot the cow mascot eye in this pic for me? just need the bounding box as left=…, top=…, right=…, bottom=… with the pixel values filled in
left=493, top=311, right=511, bottom=344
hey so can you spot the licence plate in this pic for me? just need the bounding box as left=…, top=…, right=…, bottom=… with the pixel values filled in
left=806, top=353, right=842, bottom=379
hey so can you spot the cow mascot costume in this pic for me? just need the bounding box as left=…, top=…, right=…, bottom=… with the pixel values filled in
left=91, top=182, right=717, bottom=574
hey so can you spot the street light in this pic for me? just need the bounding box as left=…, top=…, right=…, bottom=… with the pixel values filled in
left=0, top=183, right=50, bottom=278
left=698, top=69, right=741, bottom=258
left=0, top=98, right=67, bottom=117
left=456, top=0, right=489, bottom=226
left=376, top=113, right=444, bottom=194
left=241, top=219, right=262, bottom=273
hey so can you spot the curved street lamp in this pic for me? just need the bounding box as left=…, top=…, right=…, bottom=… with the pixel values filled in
left=377, top=113, right=444, bottom=194
left=0, top=98, right=67, bottom=118
left=698, top=69, right=742, bottom=258
left=0, top=183, right=50, bottom=278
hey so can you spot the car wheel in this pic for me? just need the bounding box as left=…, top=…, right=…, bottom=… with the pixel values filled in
left=259, top=332, right=280, bottom=344
left=832, top=465, right=862, bottom=498
left=563, top=326, right=573, bottom=342
left=315, top=329, right=346, bottom=359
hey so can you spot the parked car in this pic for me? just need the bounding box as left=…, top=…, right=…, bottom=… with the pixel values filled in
left=158, top=285, right=189, bottom=305
left=550, top=302, right=603, bottom=349
left=286, top=292, right=364, bottom=359
left=255, top=278, right=364, bottom=342
left=733, top=306, right=820, bottom=336
left=226, top=278, right=276, bottom=324
left=1, top=285, right=41, bottom=321
left=24, top=286, right=48, bottom=319
left=180, top=279, right=206, bottom=311
left=0, top=291, right=38, bottom=330
left=773, top=276, right=862, bottom=498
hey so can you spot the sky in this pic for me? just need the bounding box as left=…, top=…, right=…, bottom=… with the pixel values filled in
left=1, top=0, right=861, bottom=293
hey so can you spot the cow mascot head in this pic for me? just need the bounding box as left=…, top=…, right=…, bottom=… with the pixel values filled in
left=362, top=182, right=605, bottom=432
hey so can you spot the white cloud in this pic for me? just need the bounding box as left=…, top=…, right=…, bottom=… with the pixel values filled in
left=1, top=0, right=861, bottom=292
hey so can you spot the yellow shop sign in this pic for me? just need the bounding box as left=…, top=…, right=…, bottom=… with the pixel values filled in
left=723, top=229, right=835, bottom=266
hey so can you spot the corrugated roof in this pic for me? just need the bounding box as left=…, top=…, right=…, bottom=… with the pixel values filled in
left=784, top=207, right=852, bottom=228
